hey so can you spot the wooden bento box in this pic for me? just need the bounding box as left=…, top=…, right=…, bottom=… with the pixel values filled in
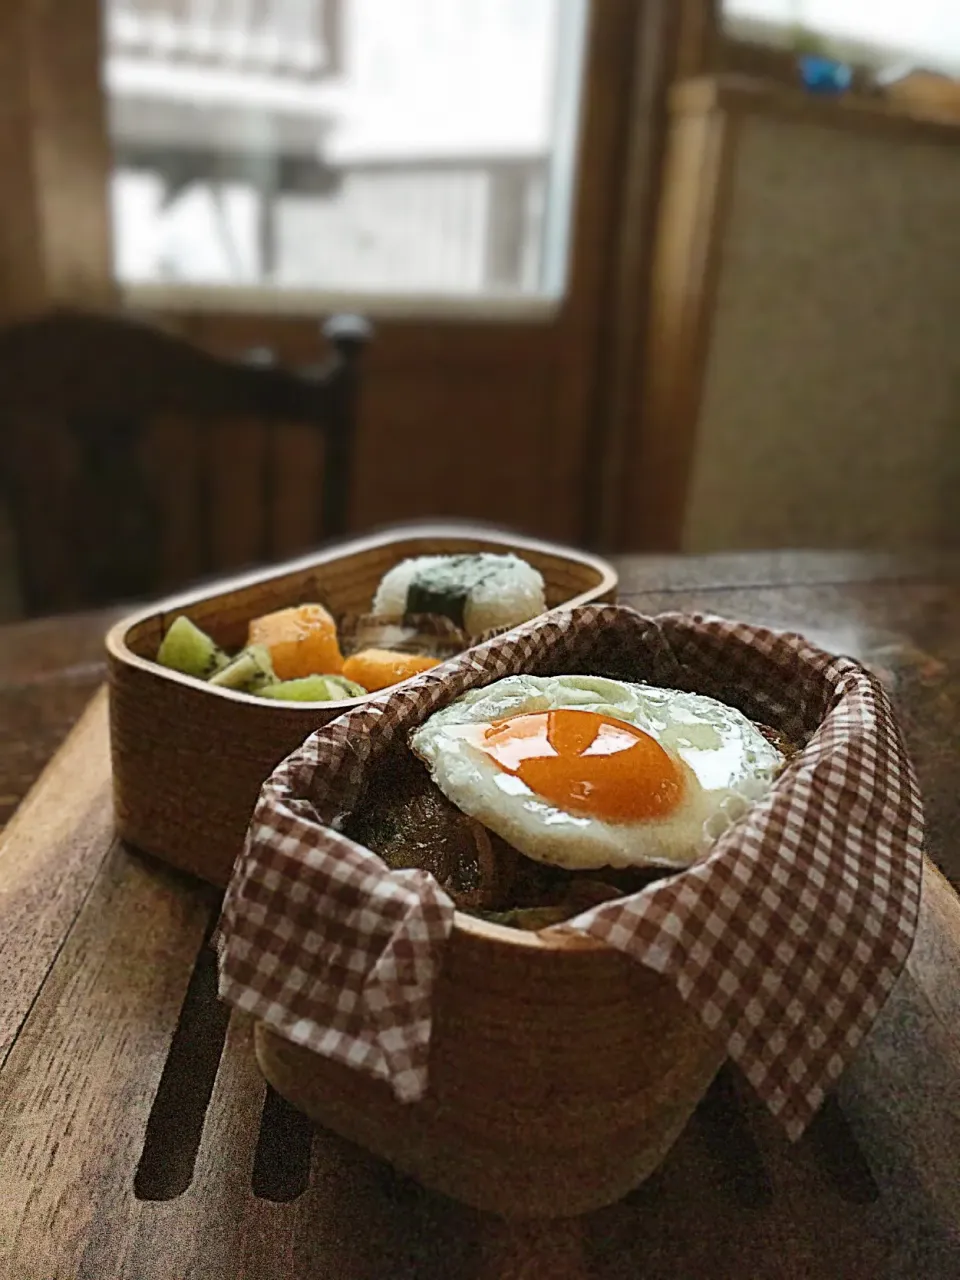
left=255, top=923, right=724, bottom=1219
left=106, top=524, right=617, bottom=887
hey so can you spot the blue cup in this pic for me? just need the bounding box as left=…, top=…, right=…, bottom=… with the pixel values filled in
left=798, top=54, right=853, bottom=95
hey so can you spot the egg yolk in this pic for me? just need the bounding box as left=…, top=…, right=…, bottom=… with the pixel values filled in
left=462, top=708, right=684, bottom=823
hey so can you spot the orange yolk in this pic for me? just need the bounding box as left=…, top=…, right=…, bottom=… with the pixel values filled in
left=460, top=708, right=684, bottom=823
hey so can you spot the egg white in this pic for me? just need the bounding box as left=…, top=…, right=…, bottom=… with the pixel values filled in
left=409, top=674, right=784, bottom=870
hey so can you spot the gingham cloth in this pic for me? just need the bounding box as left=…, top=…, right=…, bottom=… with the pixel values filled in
left=216, top=605, right=924, bottom=1139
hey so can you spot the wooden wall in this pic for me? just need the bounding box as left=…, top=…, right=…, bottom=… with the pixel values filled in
left=0, top=0, right=115, bottom=319
left=170, top=312, right=571, bottom=540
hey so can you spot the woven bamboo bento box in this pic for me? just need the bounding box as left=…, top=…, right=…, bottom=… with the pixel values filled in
left=255, top=919, right=724, bottom=1219
left=106, top=524, right=617, bottom=887
left=221, top=603, right=923, bottom=1222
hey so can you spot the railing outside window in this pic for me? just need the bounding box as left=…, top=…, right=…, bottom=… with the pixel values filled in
left=105, top=0, right=586, bottom=298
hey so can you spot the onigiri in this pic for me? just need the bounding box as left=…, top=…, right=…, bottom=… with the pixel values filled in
left=371, top=553, right=546, bottom=635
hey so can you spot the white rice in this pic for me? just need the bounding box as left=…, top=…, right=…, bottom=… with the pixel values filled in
left=371, top=553, right=546, bottom=634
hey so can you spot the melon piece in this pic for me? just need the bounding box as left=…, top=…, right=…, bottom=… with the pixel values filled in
left=247, top=604, right=344, bottom=679
left=341, top=648, right=441, bottom=692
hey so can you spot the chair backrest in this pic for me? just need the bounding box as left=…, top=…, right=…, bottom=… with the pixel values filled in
left=0, top=309, right=371, bottom=614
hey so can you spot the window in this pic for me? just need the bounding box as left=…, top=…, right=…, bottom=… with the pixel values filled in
left=724, top=1, right=960, bottom=74
left=105, top=0, right=587, bottom=297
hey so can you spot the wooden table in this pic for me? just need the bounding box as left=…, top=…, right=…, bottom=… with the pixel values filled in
left=1, top=552, right=959, bottom=1279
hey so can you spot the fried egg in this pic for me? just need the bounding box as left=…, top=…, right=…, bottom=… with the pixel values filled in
left=409, top=675, right=784, bottom=870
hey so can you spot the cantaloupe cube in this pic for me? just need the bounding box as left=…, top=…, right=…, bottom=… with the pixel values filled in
left=247, top=604, right=343, bottom=680
left=341, top=648, right=441, bottom=692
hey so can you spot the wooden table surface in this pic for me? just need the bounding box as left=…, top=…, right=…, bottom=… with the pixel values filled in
left=1, top=551, right=959, bottom=1278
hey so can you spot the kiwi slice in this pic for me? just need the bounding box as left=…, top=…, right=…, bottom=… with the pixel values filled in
left=156, top=616, right=229, bottom=680
left=208, top=645, right=276, bottom=692
left=324, top=675, right=368, bottom=698
left=256, top=674, right=367, bottom=702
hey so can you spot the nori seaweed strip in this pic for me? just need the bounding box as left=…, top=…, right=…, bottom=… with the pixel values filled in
left=405, top=582, right=469, bottom=627
left=404, top=555, right=502, bottom=628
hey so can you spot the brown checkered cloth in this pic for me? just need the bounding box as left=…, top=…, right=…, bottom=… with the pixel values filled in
left=216, top=605, right=924, bottom=1140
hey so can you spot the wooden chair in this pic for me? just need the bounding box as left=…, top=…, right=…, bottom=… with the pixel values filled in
left=0, top=309, right=371, bottom=615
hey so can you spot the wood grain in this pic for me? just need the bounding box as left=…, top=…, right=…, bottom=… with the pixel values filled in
left=621, top=100, right=736, bottom=550
left=675, top=0, right=721, bottom=80
left=906, top=860, right=960, bottom=1032
left=0, top=0, right=115, bottom=320
left=0, top=841, right=212, bottom=1280
left=0, top=672, right=107, bottom=834
left=836, top=861, right=960, bottom=1255
left=2, top=814, right=957, bottom=1276
left=2, top=553, right=960, bottom=1276
left=107, top=1013, right=267, bottom=1280
left=0, top=688, right=112, bottom=1066
left=588, top=0, right=681, bottom=549
left=545, top=0, right=643, bottom=546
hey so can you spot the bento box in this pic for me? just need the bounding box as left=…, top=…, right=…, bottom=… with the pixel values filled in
left=219, top=605, right=924, bottom=1220
left=106, top=524, right=617, bottom=886
left=254, top=926, right=723, bottom=1219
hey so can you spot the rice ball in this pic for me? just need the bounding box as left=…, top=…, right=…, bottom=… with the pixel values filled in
left=371, top=553, right=546, bottom=635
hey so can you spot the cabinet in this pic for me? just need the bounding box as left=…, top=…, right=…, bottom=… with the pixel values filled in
left=626, top=76, right=960, bottom=551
